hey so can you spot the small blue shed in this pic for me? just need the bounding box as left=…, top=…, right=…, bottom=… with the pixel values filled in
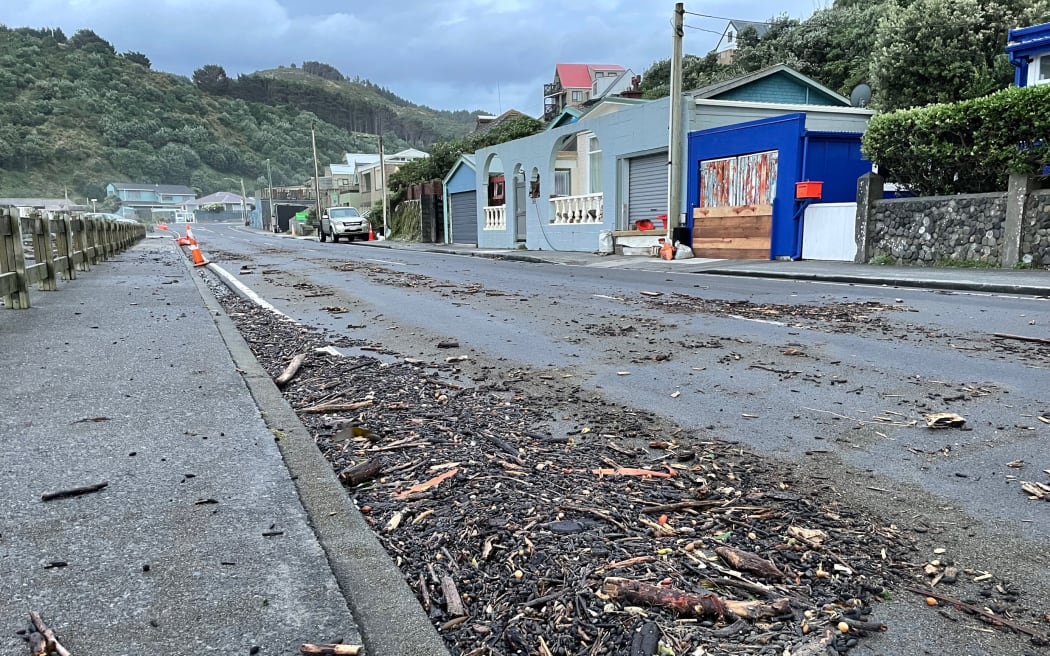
left=442, top=154, right=478, bottom=245
left=686, top=113, right=870, bottom=259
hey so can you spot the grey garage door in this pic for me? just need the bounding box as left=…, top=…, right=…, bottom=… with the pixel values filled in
left=627, top=152, right=668, bottom=227
left=449, top=190, right=478, bottom=244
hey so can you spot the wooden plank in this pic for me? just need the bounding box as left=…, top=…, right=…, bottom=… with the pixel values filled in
left=0, top=271, right=17, bottom=296
left=694, top=222, right=771, bottom=240
left=26, top=262, right=48, bottom=285
left=0, top=209, right=30, bottom=308
left=693, top=204, right=773, bottom=220
left=692, top=237, right=773, bottom=250
left=694, top=247, right=769, bottom=260
left=31, top=216, right=57, bottom=291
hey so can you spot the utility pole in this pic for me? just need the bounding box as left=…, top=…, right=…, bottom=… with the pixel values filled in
left=239, top=177, right=248, bottom=226
left=265, top=158, right=275, bottom=231
left=666, top=2, right=685, bottom=244
left=378, top=133, right=387, bottom=239
left=311, top=124, right=322, bottom=236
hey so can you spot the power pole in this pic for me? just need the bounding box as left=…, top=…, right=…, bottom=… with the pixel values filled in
left=378, top=133, right=387, bottom=239
left=239, top=177, right=248, bottom=226
left=311, top=124, right=322, bottom=235
left=265, top=158, right=275, bottom=231
left=666, top=2, right=685, bottom=244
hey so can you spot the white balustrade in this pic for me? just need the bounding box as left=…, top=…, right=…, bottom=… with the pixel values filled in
left=483, top=205, right=506, bottom=230
left=549, top=193, right=603, bottom=224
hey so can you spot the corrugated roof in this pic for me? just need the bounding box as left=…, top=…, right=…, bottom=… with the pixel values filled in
left=187, top=191, right=249, bottom=206
left=729, top=20, right=771, bottom=38
left=555, top=63, right=625, bottom=89
left=109, top=182, right=195, bottom=194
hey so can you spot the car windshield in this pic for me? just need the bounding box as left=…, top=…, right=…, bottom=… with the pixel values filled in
left=329, top=207, right=360, bottom=219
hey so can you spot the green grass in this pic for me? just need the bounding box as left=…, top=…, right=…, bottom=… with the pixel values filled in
left=868, top=254, right=895, bottom=265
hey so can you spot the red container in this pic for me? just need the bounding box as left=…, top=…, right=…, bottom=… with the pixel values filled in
left=795, top=181, right=823, bottom=200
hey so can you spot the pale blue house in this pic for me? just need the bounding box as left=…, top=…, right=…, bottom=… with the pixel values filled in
left=105, top=182, right=196, bottom=221
left=469, top=65, right=872, bottom=255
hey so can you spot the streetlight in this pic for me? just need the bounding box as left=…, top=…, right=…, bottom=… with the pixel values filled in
left=265, top=158, right=275, bottom=231
left=90, top=198, right=97, bottom=213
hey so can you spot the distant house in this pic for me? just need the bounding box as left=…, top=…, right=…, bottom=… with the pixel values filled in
left=543, top=64, right=626, bottom=121
left=105, top=182, right=196, bottom=221
left=1006, top=21, right=1050, bottom=87
left=357, top=148, right=429, bottom=213
left=474, top=109, right=527, bottom=134
left=714, top=20, right=771, bottom=65
left=187, top=191, right=251, bottom=213
left=442, top=154, right=478, bottom=244
left=0, top=197, right=86, bottom=217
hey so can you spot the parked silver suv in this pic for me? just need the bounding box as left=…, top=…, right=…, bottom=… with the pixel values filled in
left=317, top=206, right=369, bottom=242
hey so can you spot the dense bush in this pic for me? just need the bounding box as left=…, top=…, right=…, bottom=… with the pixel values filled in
left=862, top=84, right=1050, bottom=195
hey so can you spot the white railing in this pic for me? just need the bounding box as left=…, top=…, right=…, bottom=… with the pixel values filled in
left=484, top=205, right=506, bottom=230
left=550, top=193, right=603, bottom=224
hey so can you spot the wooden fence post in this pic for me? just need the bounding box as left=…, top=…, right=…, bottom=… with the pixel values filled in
left=52, top=215, right=76, bottom=281
left=0, top=208, right=30, bottom=309
left=72, top=217, right=90, bottom=271
left=87, top=218, right=100, bottom=264
left=30, top=214, right=57, bottom=291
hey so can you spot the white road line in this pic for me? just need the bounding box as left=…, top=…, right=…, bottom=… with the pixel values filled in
left=206, top=263, right=290, bottom=319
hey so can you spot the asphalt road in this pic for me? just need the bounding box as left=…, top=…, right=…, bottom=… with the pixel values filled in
left=196, top=222, right=1050, bottom=654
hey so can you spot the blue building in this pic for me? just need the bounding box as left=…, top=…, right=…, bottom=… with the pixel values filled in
left=1006, top=22, right=1050, bottom=87
left=105, top=182, right=197, bottom=222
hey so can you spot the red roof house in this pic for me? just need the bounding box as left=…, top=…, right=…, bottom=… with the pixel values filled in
left=544, top=64, right=626, bottom=121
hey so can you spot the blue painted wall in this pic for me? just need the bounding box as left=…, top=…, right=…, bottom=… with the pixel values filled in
left=802, top=132, right=869, bottom=203
left=714, top=73, right=842, bottom=106
left=1006, top=22, right=1050, bottom=86
left=445, top=161, right=476, bottom=194
left=687, top=113, right=805, bottom=258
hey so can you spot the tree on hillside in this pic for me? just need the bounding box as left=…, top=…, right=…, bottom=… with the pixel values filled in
left=302, top=61, right=344, bottom=81
left=122, top=51, right=151, bottom=68
left=192, top=64, right=230, bottom=94
left=67, top=29, right=115, bottom=55
left=870, top=0, right=1050, bottom=111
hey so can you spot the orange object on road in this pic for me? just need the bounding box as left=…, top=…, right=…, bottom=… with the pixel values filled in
left=184, top=225, right=197, bottom=246
left=188, top=244, right=209, bottom=267
left=659, top=238, right=674, bottom=261
left=368, top=224, right=375, bottom=240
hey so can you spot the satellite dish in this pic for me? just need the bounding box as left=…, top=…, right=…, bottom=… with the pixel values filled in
left=850, top=83, right=872, bottom=108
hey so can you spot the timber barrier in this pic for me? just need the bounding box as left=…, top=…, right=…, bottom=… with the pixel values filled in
left=0, top=206, right=146, bottom=309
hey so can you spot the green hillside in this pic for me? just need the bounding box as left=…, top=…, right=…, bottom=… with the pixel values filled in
left=0, top=26, right=479, bottom=202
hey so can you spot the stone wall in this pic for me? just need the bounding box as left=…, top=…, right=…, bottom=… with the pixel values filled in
left=1022, top=190, right=1050, bottom=266
left=868, top=193, right=1007, bottom=265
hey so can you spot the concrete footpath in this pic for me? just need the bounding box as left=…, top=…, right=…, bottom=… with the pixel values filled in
left=352, top=239, right=1050, bottom=296
left=0, top=238, right=446, bottom=656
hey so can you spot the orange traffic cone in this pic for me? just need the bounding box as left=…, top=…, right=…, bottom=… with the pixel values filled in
left=185, top=225, right=197, bottom=246
left=189, top=244, right=209, bottom=267
left=368, top=224, right=375, bottom=241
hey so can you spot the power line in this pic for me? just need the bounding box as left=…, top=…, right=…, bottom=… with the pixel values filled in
left=684, top=24, right=726, bottom=36
left=684, top=10, right=773, bottom=25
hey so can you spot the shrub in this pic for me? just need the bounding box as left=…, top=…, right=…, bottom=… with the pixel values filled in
left=862, top=84, right=1050, bottom=196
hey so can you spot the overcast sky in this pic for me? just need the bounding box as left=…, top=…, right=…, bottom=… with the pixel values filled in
left=1, top=0, right=830, bottom=117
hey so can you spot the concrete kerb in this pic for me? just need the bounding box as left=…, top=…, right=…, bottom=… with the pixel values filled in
left=184, top=255, right=450, bottom=656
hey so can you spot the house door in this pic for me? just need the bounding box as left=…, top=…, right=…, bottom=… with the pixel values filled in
left=449, top=190, right=479, bottom=244
left=514, top=177, right=527, bottom=241
left=627, top=152, right=668, bottom=229
left=693, top=150, right=777, bottom=259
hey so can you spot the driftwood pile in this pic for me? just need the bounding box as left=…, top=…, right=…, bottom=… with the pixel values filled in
left=209, top=281, right=922, bottom=656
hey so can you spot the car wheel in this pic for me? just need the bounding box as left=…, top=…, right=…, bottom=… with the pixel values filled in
left=332, top=233, right=340, bottom=243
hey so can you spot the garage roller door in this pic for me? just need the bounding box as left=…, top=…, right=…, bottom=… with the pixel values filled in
left=449, top=190, right=478, bottom=244
left=627, top=153, right=667, bottom=227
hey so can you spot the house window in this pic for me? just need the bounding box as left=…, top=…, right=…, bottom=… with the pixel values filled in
left=727, top=31, right=734, bottom=43
left=571, top=90, right=584, bottom=102
left=587, top=135, right=602, bottom=194
left=554, top=170, right=572, bottom=196
left=1039, top=55, right=1050, bottom=84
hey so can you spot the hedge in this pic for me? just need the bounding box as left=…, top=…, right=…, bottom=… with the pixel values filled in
left=861, top=83, right=1050, bottom=196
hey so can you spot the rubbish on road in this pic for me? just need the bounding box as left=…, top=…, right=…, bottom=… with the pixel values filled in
left=299, top=644, right=362, bottom=655
left=906, top=586, right=1049, bottom=640
left=274, top=353, right=308, bottom=388
left=40, top=481, right=108, bottom=502
left=339, top=459, right=383, bottom=487
left=924, top=412, right=966, bottom=429
left=592, top=467, right=676, bottom=479
left=436, top=340, right=459, bottom=348
left=1021, top=481, right=1050, bottom=500
left=444, top=355, right=469, bottom=363
left=603, top=576, right=792, bottom=620
left=394, top=467, right=458, bottom=499
left=301, top=399, right=374, bottom=414
left=639, top=290, right=663, bottom=297
left=715, top=545, right=784, bottom=579
left=992, top=332, right=1050, bottom=346
left=321, top=306, right=349, bottom=314
left=25, top=611, right=72, bottom=656
left=239, top=265, right=253, bottom=275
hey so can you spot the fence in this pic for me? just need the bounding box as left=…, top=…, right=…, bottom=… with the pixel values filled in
left=0, top=206, right=146, bottom=309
